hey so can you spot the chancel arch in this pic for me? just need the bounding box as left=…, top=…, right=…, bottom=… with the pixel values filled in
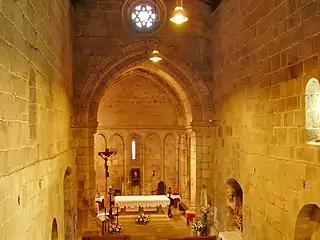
left=74, top=41, right=212, bottom=233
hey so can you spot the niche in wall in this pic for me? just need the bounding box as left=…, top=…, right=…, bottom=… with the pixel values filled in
left=226, top=179, right=243, bottom=231
left=305, top=78, right=320, bottom=145
left=294, top=204, right=320, bottom=240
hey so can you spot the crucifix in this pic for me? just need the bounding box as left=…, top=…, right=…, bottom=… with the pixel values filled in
left=98, top=148, right=116, bottom=179
left=98, top=147, right=117, bottom=235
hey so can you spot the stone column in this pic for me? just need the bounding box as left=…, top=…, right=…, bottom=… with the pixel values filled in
left=189, top=130, right=197, bottom=209
left=192, top=120, right=215, bottom=212
left=178, top=131, right=189, bottom=203
left=74, top=121, right=99, bottom=234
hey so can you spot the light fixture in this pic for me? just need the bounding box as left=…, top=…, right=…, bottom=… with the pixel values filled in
left=149, top=49, right=162, bottom=62
left=149, top=0, right=162, bottom=63
left=170, top=0, right=188, bottom=24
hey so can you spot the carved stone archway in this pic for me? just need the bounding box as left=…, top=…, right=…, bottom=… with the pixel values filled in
left=73, top=40, right=213, bottom=234
left=74, top=39, right=213, bottom=125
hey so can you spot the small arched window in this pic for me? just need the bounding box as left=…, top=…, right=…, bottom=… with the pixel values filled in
left=305, top=78, right=320, bottom=145
left=131, top=140, right=136, bottom=160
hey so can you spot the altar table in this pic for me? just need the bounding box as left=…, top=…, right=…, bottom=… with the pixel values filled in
left=114, top=195, right=170, bottom=209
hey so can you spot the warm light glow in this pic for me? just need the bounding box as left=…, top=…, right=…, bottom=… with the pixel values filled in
left=149, top=49, right=162, bottom=62
left=170, top=6, right=188, bottom=24
left=131, top=140, right=136, bottom=160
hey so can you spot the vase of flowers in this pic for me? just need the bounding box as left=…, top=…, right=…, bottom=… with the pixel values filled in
left=136, top=212, right=149, bottom=225
left=191, top=218, right=206, bottom=236
left=108, top=223, right=123, bottom=234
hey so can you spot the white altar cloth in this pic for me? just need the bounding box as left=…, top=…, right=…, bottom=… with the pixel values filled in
left=114, top=195, right=170, bottom=208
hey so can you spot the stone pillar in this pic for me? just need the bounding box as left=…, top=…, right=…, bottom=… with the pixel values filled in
left=74, top=121, right=99, bottom=234
left=189, top=131, right=197, bottom=209
left=178, top=131, right=189, bottom=202
left=192, top=121, right=215, bottom=212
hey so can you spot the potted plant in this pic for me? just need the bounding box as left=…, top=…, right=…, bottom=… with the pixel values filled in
left=136, top=212, right=150, bottom=225
left=108, top=223, right=123, bottom=234
left=191, top=217, right=206, bottom=236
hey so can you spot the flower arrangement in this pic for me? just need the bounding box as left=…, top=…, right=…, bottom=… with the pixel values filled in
left=108, top=223, right=123, bottom=234
left=191, top=218, right=206, bottom=233
left=136, top=212, right=150, bottom=225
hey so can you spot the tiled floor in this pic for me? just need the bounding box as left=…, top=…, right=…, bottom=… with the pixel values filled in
left=118, top=209, right=191, bottom=240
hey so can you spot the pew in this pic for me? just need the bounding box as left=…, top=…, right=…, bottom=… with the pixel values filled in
left=167, top=236, right=217, bottom=240
left=82, top=235, right=131, bottom=240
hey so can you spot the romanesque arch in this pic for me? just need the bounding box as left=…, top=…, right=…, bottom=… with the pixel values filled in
left=74, top=39, right=213, bottom=126
left=294, top=204, right=320, bottom=240
left=64, top=167, right=73, bottom=240
left=74, top=40, right=212, bottom=234
left=51, top=218, right=58, bottom=240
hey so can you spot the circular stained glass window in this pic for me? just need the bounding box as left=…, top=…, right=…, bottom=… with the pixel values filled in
left=131, top=4, right=156, bottom=29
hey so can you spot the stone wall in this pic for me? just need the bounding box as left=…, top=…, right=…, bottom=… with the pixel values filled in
left=0, top=0, right=74, bottom=239
left=73, top=0, right=215, bottom=233
left=211, top=0, right=320, bottom=239
left=96, top=74, right=180, bottom=196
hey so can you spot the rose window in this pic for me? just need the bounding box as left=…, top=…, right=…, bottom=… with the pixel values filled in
left=131, top=4, right=156, bottom=28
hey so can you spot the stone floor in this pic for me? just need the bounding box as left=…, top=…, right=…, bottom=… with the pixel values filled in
left=118, top=209, right=191, bottom=240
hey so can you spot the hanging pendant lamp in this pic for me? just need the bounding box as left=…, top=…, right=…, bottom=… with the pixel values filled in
left=150, top=0, right=162, bottom=62
left=149, top=49, right=162, bottom=62
left=170, top=0, right=188, bottom=24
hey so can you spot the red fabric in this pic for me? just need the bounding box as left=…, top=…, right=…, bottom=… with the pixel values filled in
left=186, top=213, right=196, bottom=219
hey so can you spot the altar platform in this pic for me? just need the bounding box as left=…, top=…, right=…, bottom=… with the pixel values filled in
left=114, top=195, right=170, bottom=213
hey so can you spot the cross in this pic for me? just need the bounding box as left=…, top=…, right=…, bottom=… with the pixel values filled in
left=98, top=148, right=117, bottom=178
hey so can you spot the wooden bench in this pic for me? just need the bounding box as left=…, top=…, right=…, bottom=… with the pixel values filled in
left=82, top=235, right=131, bottom=240
left=168, top=236, right=217, bottom=240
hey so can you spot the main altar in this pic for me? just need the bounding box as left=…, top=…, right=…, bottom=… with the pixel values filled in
left=114, top=195, right=170, bottom=211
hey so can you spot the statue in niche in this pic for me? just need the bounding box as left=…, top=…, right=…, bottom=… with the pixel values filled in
left=226, top=179, right=243, bottom=231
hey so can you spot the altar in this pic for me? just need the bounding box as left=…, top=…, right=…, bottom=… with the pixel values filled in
left=114, top=195, right=170, bottom=212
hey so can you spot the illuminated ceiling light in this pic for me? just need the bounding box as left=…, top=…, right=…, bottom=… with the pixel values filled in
left=170, top=6, right=188, bottom=24
left=149, top=49, right=162, bottom=63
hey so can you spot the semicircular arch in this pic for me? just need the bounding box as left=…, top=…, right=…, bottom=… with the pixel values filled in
left=75, top=40, right=213, bottom=126
left=97, top=69, right=185, bottom=126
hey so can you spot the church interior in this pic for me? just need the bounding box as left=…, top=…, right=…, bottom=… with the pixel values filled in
left=0, top=0, right=319, bottom=239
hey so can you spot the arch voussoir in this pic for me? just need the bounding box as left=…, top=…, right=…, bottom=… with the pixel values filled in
left=75, top=40, right=213, bottom=126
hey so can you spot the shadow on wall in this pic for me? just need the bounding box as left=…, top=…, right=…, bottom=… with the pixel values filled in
left=64, top=167, right=74, bottom=240
left=226, top=178, right=243, bottom=232
left=51, top=218, right=58, bottom=240
left=294, top=204, right=320, bottom=240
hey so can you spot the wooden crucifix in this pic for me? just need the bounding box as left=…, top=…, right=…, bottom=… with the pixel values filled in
left=98, top=148, right=116, bottom=178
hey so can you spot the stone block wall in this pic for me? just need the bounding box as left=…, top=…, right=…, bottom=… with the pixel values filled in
left=73, top=0, right=213, bottom=116
left=0, top=0, right=74, bottom=239
left=72, top=0, right=215, bottom=233
left=210, top=0, right=320, bottom=239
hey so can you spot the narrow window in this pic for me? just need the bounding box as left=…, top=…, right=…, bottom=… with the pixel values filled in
left=131, top=140, right=136, bottom=160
